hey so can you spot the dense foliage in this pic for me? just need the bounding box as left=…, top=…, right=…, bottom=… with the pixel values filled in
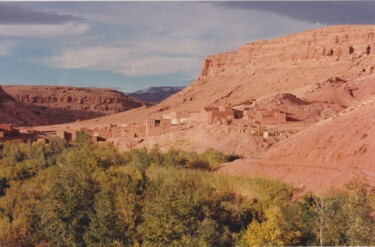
left=0, top=137, right=374, bottom=246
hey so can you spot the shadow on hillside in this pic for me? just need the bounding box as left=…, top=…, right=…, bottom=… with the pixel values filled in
left=22, top=104, right=107, bottom=126
left=285, top=114, right=303, bottom=122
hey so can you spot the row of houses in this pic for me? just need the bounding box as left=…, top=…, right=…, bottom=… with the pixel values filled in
left=141, top=106, right=287, bottom=139
left=162, top=106, right=235, bottom=125
left=0, top=124, right=51, bottom=143
left=0, top=105, right=288, bottom=144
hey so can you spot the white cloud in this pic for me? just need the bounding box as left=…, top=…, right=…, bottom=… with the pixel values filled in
left=41, top=45, right=202, bottom=76
left=0, top=23, right=90, bottom=39
left=34, top=2, right=317, bottom=77
left=45, top=46, right=131, bottom=69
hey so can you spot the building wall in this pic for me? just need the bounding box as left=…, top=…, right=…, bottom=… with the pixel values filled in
left=166, top=111, right=192, bottom=125
left=130, top=125, right=146, bottom=138
left=201, top=111, right=214, bottom=124
left=201, top=109, right=234, bottom=124
left=211, top=110, right=234, bottom=124
left=170, top=111, right=191, bottom=119
left=260, top=112, right=287, bottom=124
left=0, top=124, right=13, bottom=132
left=145, top=119, right=174, bottom=136
left=96, top=129, right=112, bottom=139
left=190, top=112, right=201, bottom=122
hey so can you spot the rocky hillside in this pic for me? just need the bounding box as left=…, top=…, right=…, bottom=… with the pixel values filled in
left=0, top=85, right=144, bottom=126
left=159, top=25, right=375, bottom=111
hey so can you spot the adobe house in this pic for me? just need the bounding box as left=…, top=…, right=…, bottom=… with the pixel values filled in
left=119, top=124, right=146, bottom=139
left=106, top=123, right=145, bottom=139
left=200, top=106, right=234, bottom=124
left=190, top=111, right=202, bottom=122
left=132, top=125, right=147, bottom=138
left=145, top=118, right=172, bottom=136
left=254, top=108, right=287, bottom=125
left=95, top=129, right=112, bottom=139
left=162, top=111, right=191, bottom=125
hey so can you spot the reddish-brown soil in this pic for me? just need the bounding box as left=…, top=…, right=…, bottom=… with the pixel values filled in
left=220, top=94, right=375, bottom=192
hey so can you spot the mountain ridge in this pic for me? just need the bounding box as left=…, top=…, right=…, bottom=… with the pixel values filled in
left=127, top=86, right=184, bottom=103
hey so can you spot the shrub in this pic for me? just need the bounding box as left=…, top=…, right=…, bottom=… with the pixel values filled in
left=186, top=159, right=211, bottom=170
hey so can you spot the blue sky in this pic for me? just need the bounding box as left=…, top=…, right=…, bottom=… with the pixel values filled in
left=0, top=2, right=374, bottom=92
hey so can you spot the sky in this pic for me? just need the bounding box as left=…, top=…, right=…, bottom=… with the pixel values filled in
left=0, top=1, right=375, bottom=93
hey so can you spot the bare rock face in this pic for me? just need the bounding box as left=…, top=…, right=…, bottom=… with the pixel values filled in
left=200, top=26, right=374, bottom=78
left=0, top=85, right=144, bottom=126
left=163, top=25, right=375, bottom=110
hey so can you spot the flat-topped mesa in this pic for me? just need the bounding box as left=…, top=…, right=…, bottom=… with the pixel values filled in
left=199, top=25, right=375, bottom=79
left=2, top=85, right=143, bottom=113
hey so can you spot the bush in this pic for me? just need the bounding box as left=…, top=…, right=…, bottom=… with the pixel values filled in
left=0, top=140, right=374, bottom=246
left=186, top=159, right=211, bottom=170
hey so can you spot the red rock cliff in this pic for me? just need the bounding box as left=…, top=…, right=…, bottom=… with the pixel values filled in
left=162, top=25, right=375, bottom=111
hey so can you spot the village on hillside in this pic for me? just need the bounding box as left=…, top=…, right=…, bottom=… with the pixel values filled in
left=0, top=105, right=302, bottom=148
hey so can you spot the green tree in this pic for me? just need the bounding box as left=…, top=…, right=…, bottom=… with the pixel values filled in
left=299, top=180, right=375, bottom=246
left=40, top=165, right=98, bottom=247
left=244, top=206, right=302, bottom=246
left=86, top=167, right=146, bottom=246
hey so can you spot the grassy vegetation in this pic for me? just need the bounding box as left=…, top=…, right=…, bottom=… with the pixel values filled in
left=0, top=137, right=374, bottom=246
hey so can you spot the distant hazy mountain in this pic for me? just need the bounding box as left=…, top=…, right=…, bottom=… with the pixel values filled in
left=127, top=86, right=184, bottom=103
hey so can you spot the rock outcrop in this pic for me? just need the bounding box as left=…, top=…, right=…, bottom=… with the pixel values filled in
left=161, top=25, right=375, bottom=111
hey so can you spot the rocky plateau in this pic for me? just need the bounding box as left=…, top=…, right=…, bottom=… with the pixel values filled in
left=0, top=85, right=143, bottom=126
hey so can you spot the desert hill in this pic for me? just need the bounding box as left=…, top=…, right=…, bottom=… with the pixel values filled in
left=221, top=92, right=375, bottom=192
left=31, top=25, right=375, bottom=191
left=0, top=85, right=143, bottom=126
